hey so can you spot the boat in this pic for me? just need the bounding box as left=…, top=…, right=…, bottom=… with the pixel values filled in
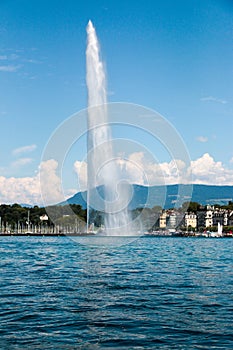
left=25, top=210, right=33, bottom=234
left=208, top=223, right=223, bottom=238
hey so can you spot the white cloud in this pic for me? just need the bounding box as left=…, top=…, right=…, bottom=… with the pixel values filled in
left=9, top=54, right=19, bottom=60
left=11, top=158, right=33, bottom=168
left=74, top=160, right=87, bottom=191
left=12, top=144, right=37, bottom=156
left=0, top=49, right=42, bottom=77
left=74, top=152, right=233, bottom=190
left=124, top=154, right=188, bottom=186
left=200, top=96, right=227, bottom=104
left=0, top=65, right=22, bottom=72
left=39, top=159, right=68, bottom=205
left=0, top=154, right=232, bottom=205
left=39, top=159, right=76, bottom=205
left=0, top=158, right=34, bottom=176
left=0, top=175, right=40, bottom=205
left=190, top=153, right=233, bottom=185
left=74, top=152, right=188, bottom=188
left=196, top=136, right=208, bottom=143
left=23, top=58, right=42, bottom=64
left=0, top=159, right=74, bottom=205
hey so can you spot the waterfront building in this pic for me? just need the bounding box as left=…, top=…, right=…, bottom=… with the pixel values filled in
left=159, top=211, right=167, bottom=228
left=167, top=212, right=177, bottom=228
left=158, top=205, right=231, bottom=231
left=197, top=210, right=206, bottom=228
left=205, top=205, right=214, bottom=227
left=212, top=208, right=228, bottom=226
left=158, top=210, right=184, bottom=230
left=40, top=214, right=49, bottom=221
left=184, top=212, right=197, bottom=229
left=228, top=211, right=233, bottom=226
left=197, top=205, right=229, bottom=229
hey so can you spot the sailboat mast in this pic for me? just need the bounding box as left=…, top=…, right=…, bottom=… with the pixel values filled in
left=27, top=210, right=30, bottom=232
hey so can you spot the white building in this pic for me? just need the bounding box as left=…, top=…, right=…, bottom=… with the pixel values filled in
left=40, top=214, right=48, bottom=221
left=197, top=205, right=229, bottom=228
left=184, top=212, right=197, bottom=229
left=159, top=212, right=167, bottom=228
left=205, top=205, right=214, bottom=227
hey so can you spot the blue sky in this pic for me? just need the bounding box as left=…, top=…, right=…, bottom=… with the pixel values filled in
left=0, top=0, right=232, bottom=204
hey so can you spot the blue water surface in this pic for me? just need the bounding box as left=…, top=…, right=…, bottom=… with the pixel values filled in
left=0, top=236, right=232, bottom=349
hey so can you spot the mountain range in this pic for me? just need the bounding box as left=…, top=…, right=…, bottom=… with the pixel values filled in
left=62, top=184, right=233, bottom=209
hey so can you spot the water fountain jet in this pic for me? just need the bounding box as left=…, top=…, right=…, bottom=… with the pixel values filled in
left=86, top=20, right=132, bottom=236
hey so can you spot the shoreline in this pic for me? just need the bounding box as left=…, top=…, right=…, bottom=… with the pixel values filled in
left=0, top=232, right=232, bottom=238
left=0, top=232, right=95, bottom=237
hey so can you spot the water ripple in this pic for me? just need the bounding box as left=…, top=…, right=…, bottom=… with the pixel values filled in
left=0, top=237, right=232, bottom=349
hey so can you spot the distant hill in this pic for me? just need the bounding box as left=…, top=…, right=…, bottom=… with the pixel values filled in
left=62, top=184, right=233, bottom=209
left=20, top=203, right=33, bottom=208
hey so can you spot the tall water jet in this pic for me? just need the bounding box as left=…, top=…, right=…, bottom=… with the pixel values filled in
left=86, top=20, right=131, bottom=235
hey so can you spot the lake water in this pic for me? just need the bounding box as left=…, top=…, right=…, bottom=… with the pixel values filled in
left=0, top=236, right=232, bottom=349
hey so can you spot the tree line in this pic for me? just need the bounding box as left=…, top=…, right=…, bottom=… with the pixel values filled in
left=0, top=203, right=86, bottom=231
left=0, top=201, right=232, bottom=231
